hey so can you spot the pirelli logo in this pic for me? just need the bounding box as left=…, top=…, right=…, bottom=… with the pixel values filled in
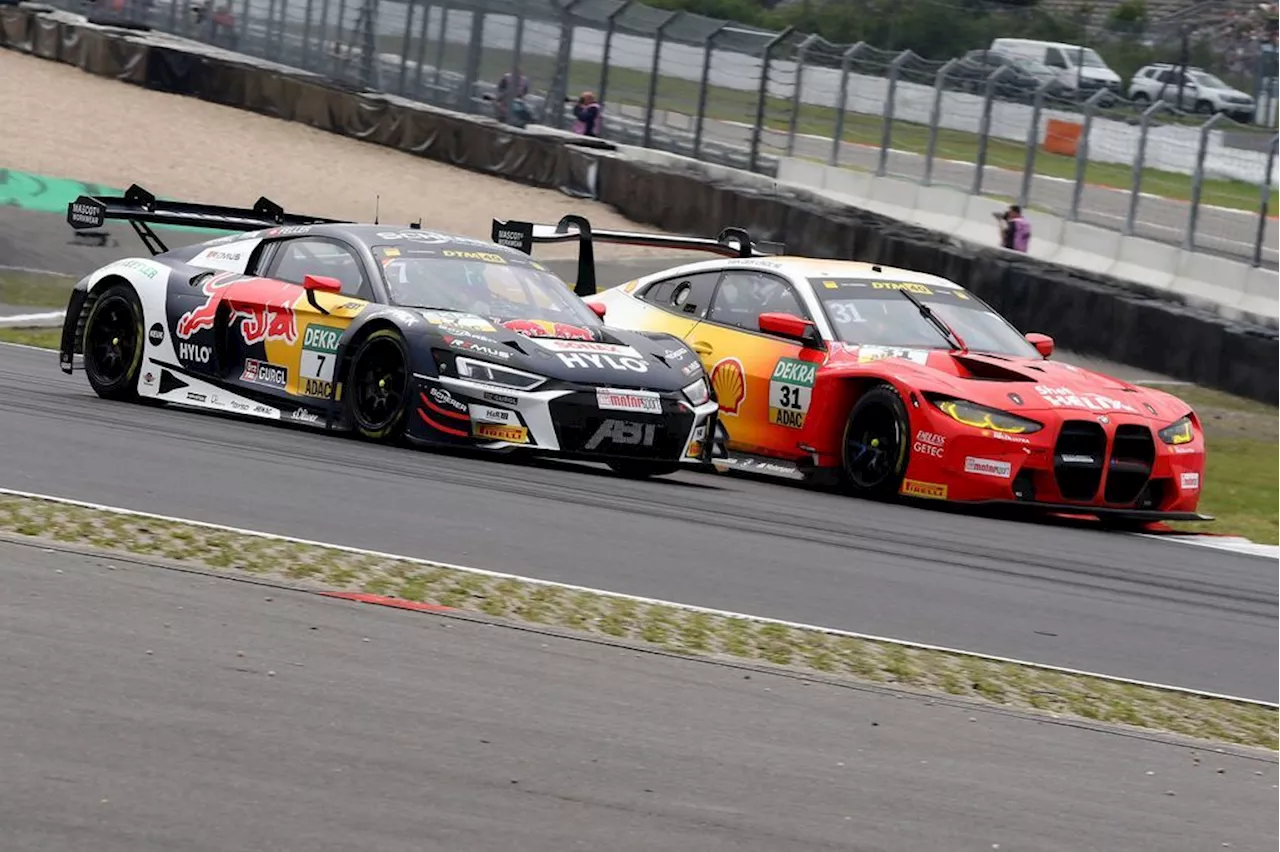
left=901, top=479, right=948, bottom=500
left=474, top=423, right=529, bottom=444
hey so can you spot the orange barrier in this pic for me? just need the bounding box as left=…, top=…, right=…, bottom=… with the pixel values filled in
left=1043, top=119, right=1082, bottom=157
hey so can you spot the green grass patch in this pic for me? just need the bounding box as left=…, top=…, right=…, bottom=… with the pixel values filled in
left=0, top=270, right=77, bottom=309
left=0, top=492, right=1274, bottom=749
left=0, top=327, right=62, bottom=349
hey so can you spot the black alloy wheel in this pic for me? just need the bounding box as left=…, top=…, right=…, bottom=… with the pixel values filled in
left=841, top=384, right=911, bottom=499
left=82, top=284, right=145, bottom=401
left=347, top=329, right=410, bottom=441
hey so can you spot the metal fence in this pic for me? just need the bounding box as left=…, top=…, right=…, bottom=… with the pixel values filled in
left=59, top=0, right=1279, bottom=268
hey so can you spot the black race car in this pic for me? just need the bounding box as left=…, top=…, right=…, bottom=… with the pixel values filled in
left=57, top=186, right=723, bottom=476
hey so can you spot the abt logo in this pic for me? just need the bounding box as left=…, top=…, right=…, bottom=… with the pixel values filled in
left=179, top=341, right=212, bottom=363
left=585, top=419, right=657, bottom=450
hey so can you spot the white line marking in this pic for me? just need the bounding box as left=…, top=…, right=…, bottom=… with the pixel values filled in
left=1142, top=533, right=1280, bottom=560
left=0, top=311, right=65, bottom=326
left=0, top=485, right=1272, bottom=708
left=0, top=340, right=59, bottom=354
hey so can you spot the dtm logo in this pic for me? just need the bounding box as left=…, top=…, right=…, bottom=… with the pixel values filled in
left=179, top=342, right=212, bottom=363
left=585, top=419, right=657, bottom=450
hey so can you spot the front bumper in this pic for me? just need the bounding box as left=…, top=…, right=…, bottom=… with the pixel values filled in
left=903, top=412, right=1205, bottom=515
left=410, top=372, right=721, bottom=465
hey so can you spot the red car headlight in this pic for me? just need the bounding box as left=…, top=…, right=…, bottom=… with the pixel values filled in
left=928, top=395, right=1043, bottom=435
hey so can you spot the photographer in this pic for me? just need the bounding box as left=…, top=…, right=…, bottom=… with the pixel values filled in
left=995, top=204, right=1031, bottom=253
left=571, top=91, right=602, bottom=137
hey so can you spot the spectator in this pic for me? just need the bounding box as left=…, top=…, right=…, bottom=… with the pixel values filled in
left=996, top=205, right=1031, bottom=252
left=495, top=69, right=530, bottom=123
left=572, top=91, right=602, bottom=137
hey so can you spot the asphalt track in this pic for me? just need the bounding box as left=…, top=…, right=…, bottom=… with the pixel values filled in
left=1, top=209, right=1277, bottom=702
left=2, top=541, right=1276, bottom=852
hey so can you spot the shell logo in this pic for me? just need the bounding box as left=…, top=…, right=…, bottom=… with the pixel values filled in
left=711, top=357, right=746, bottom=416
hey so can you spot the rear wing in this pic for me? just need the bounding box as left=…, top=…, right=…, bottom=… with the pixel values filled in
left=66, top=183, right=347, bottom=256
left=490, top=215, right=785, bottom=297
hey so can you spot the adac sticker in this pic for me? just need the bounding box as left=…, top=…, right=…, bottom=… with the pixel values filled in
left=767, top=357, right=817, bottom=429
left=710, top=357, right=746, bottom=416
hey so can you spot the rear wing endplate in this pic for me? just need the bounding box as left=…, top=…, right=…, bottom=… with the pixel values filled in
left=67, top=183, right=347, bottom=256
left=490, top=215, right=785, bottom=296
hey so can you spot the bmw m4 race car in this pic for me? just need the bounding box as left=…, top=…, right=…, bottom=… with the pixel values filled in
left=492, top=216, right=1210, bottom=526
left=57, top=187, right=720, bottom=476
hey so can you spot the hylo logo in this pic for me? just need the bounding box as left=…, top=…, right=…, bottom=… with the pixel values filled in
left=179, top=341, right=212, bottom=363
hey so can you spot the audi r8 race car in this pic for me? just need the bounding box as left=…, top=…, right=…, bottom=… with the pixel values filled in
left=492, top=216, right=1210, bottom=525
left=56, top=187, right=720, bottom=476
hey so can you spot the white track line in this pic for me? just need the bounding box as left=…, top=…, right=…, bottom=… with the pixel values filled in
left=0, top=485, right=1272, bottom=708
left=0, top=311, right=64, bottom=326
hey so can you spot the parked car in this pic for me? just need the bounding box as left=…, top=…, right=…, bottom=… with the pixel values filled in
left=1128, top=64, right=1257, bottom=121
left=953, top=49, right=1069, bottom=101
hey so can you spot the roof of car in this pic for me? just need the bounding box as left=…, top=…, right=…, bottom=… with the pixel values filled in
left=663, top=255, right=964, bottom=289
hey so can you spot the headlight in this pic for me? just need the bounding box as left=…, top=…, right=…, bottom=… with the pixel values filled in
left=682, top=377, right=710, bottom=406
left=930, top=396, right=1043, bottom=434
left=1158, top=415, right=1194, bottom=445
left=454, top=356, right=545, bottom=390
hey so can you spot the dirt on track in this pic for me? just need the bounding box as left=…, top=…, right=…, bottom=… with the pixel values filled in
left=0, top=49, right=674, bottom=261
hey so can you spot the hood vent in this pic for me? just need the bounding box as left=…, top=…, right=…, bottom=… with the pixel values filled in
left=952, top=354, right=1037, bottom=383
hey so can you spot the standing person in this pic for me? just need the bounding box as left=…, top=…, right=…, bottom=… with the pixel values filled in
left=495, top=69, right=530, bottom=124
left=572, top=91, right=602, bottom=137
left=995, top=204, right=1031, bottom=252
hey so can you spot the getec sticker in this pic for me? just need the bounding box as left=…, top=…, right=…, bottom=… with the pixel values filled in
left=597, top=388, right=662, bottom=414
left=913, top=430, right=945, bottom=458
left=300, top=323, right=342, bottom=397
left=901, top=479, right=948, bottom=500
left=767, top=357, right=816, bottom=429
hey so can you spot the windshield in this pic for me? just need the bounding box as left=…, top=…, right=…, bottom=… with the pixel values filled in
left=374, top=246, right=601, bottom=329
left=1080, top=48, right=1107, bottom=68
left=811, top=278, right=1039, bottom=358
left=1190, top=71, right=1227, bottom=89
left=1012, top=55, right=1052, bottom=75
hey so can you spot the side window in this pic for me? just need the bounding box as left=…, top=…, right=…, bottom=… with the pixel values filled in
left=706, top=271, right=808, bottom=334
left=637, top=271, right=721, bottom=319
left=266, top=238, right=371, bottom=300
left=1045, top=48, right=1067, bottom=68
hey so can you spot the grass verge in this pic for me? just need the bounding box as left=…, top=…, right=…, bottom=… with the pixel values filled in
left=0, top=270, right=77, bottom=309
left=0, top=491, right=1274, bottom=749
left=0, top=327, right=62, bottom=348
left=416, top=40, right=1276, bottom=213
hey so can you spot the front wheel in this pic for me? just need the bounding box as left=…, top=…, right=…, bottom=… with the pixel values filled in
left=82, top=284, right=145, bottom=401
left=607, top=460, right=681, bottom=478
left=345, top=329, right=410, bottom=442
left=840, top=384, right=911, bottom=500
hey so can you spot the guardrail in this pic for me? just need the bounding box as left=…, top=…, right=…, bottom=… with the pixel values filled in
left=49, top=0, right=1279, bottom=271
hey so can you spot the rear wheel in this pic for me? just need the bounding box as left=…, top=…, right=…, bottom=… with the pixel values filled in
left=840, top=384, right=911, bottom=499
left=345, top=329, right=410, bottom=441
left=1195, top=100, right=1214, bottom=114
left=82, top=284, right=145, bottom=402
left=607, top=460, right=682, bottom=478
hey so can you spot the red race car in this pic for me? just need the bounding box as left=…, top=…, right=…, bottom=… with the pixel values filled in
left=492, top=217, right=1210, bottom=526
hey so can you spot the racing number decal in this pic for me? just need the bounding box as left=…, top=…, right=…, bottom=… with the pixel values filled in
left=300, top=323, right=342, bottom=397
left=768, top=357, right=816, bottom=429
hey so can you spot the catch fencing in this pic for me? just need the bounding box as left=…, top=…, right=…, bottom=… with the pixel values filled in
left=56, top=0, right=1279, bottom=267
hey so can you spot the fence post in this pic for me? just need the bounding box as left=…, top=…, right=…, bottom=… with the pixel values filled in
left=1018, top=80, right=1052, bottom=208
left=693, top=24, right=727, bottom=161
left=643, top=12, right=680, bottom=148
left=786, top=34, right=818, bottom=157
left=599, top=1, right=633, bottom=112
left=1183, top=112, right=1227, bottom=250
left=1068, top=89, right=1108, bottom=221
left=413, top=2, right=432, bottom=98
left=1124, top=100, right=1170, bottom=235
left=922, top=58, right=956, bottom=186
left=331, top=0, right=348, bottom=77
left=876, top=50, right=911, bottom=177
left=1255, top=135, right=1278, bottom=267
left=830, top=41, right=865, bottom=167
left=301, top=0, right=315, bottom=67
left=460, top=7, right=484, bottom=111
left=549, top=0, right=584, bottom=130
left=399, top=0, right=417, bottom=95
left=971, top=64, right=1013, bottom=195
left=750, top=26, right=794, bottom=174
left=432, top=3, right=450, bottom=90
left=237, top=0, right=251, bottom=48
left=504, top=0, right=527, bottom=124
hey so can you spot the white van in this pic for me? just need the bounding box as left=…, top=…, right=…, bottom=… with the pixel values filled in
left=990, top=38, right=1122, bottom=95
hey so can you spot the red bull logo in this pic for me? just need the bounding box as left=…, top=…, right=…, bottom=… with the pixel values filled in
left=501, top=319, right=594, bottom=341
left=176, top=274, right=302, bottom=344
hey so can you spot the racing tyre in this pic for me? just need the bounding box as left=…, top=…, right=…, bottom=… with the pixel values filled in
left=82, top=284, right=145, bottom=402
left=840, top=384, right=910, bottom=500
left=607, top=460, right=681, bottom=478
left=345, top=328, right=410, bottom=442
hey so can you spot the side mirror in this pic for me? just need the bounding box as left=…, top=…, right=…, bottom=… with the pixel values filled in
left=586, top=301, right=607, bottom=319
left=759, top=312, right=822, bottom=347
left=303, top=274, right=343, bottom=293
left=1025, top=332, right=1054, bottom=358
